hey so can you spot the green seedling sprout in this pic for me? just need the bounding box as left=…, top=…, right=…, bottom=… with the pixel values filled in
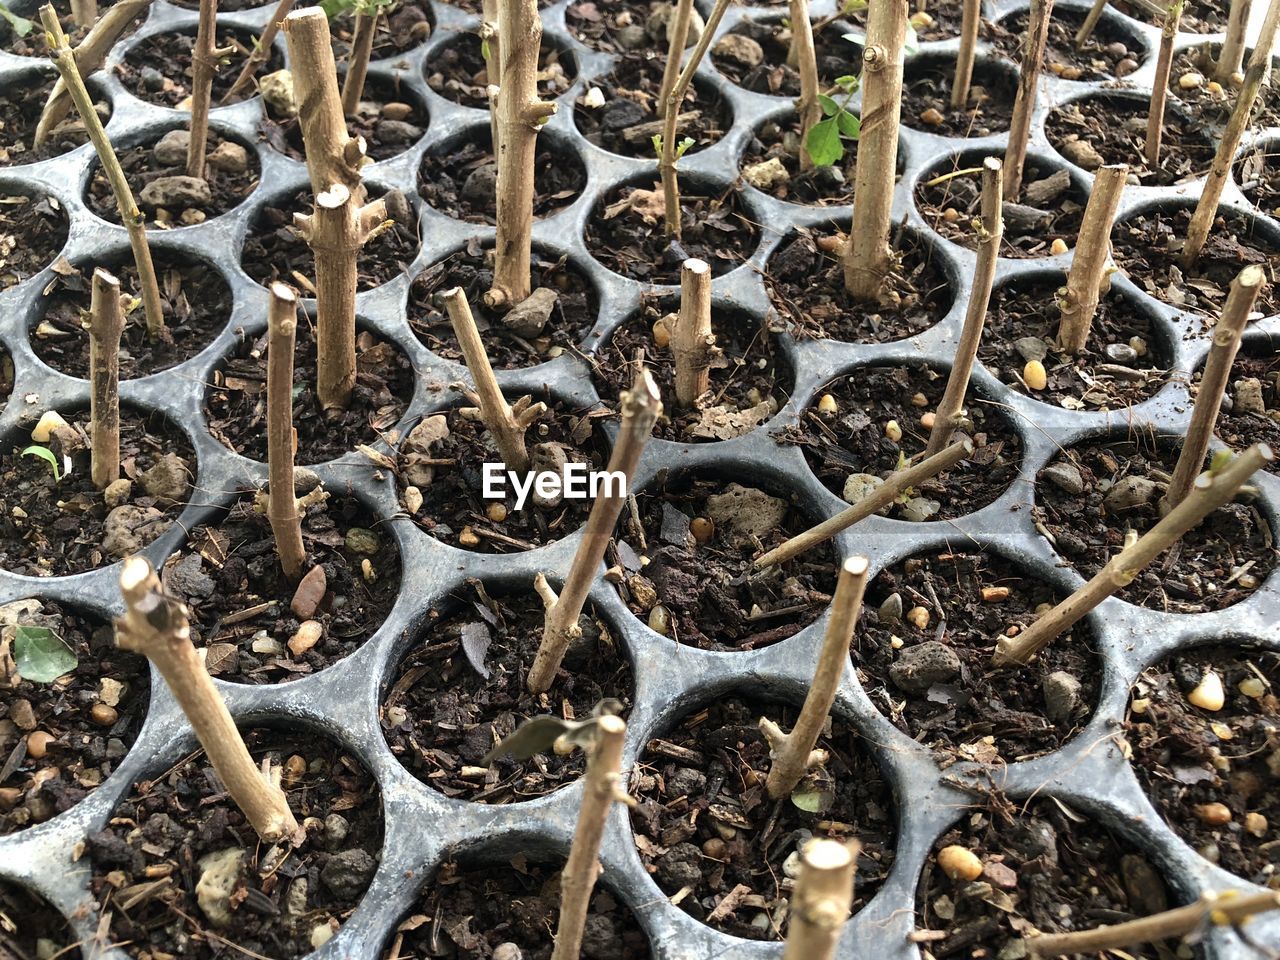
left=0, top=1, right=33, bottom=34
left=21, top=445, right=62, bottom=482
left=651, top=134, right=695, bottom=160
left=804, top=74, right=860, bottom=167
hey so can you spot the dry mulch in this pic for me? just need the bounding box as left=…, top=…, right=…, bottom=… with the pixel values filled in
left=426, top=35, right=573, bottom=109
left=902, top=60, right=1017, bottom=138
left=0, top=191, right=69, bottom=291
left=117, top=26, right=283, bottom=108
left=566, top=0, right=660, bottom=54
left=0, top=74, right=108, bottom=168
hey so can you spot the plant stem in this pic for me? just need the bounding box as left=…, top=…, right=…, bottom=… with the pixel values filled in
left=672, top=258, right=713, bottom=408
left=791, top=0, right=821, bottom=168
left=1004, top=0, right=1053, bottom=199
left=658, top=0, right=693, bottom=118
left=70, top=0, right=97, bottom=28
left=221, top=0, right=294, bottom=105
left=1217, top=0, right=1253, bottom=81
left=187, top=0, right=223, bottom=180
left=550, top=715, right=628, bottom=960
left=760, top=557, right=868, bottom=799
left=528, top=370, right=662, bottom=694
left=481, top=0, right=501, bottom=148
left=754, top=439, right=972, bottom=569
left=1145, top=0, right=1182, bottom=168
left=340, top=10, right=377, bottom=116
left=926, top=157, right=1001, bottom=457
left=1161, top=265, right=1264, bottom=511
left=782, top=839, right=860, bottom=960
left=993, top=443, right=1273, bottom=666
left=89, top=267, right=123, bottom=491
left=116, top=556, right=300, bottom=843
left=841, top=0, right=907, bottom=301
left=41, top=5, right=165, bottom=340
left=660, top=0, right=731, bottom=238
left=266, top=282, right=307, bottom=583
left=1055, top=163, right=1127, bottom=354
left=1073, top=0, right=1106, bottom=48
left=951, top=0, right=979, bottom=109
left=1183, top=0, right=1280, bottom=267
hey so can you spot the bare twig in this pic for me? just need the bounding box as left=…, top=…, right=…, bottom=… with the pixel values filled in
left=658, top=0, right=694, bottom=117
left=1074, top=0, right=1107, bottom=48
left=340, top=10, right=377, bottom=116
left=89, top=267, right=123, bottom=491
left=1145, top=0, right=1183, bottom=167
left=952, top=0, right=980, bottom=109
left=782, top=839, right=861, bottom=960
left=791, top=0, right=821, bottom=167
left=221, top=0, right=294, bottom=104
left=1004, top=0, right=1053, bottom=199
left=481, top=0, right=501, bottom=149
left=266, top=283, right=307, bottom=582
left=70, top=0, right=97, bottom=27
left=188, top=0, right=230, bottom=179
left=1056, top=164, right=1126, bottom=354
left=672, top=258, right=714, bottom=408
left=1217, top=0, right=1253, bottom=81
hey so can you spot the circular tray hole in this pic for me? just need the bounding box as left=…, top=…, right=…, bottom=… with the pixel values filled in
left=711, top=15, right=861, bottom=98
left=0, top=880, right=81, bottom=958
left=0, top=67, right=110, bottom=167
left=1, top=599, right=148, bottom=837
left=426, top=32, right=575, bottom=109
left=118, top=25, right=284, bottom=108
left=1034, top=431, right=1277, bottom=614
left=90, top=725, right=384, bottom=957
left=328, top=0, right=434, bottom=61
left=568, top=0, right=679, bottom=54
left=1167, top=43, right=1280, bottom=126
left=1236, top=137, right=1280, bottom=215
left=902, top=56, right=1018, bottom=138
left=1196, top=338, right=1280, bottom=473
left=991, top=5, right=1146, bottom=82
left=0, top=183, right=69, bottom=292
left=380, top=580, right=634, bottom=803
left=630, top=689, right=897, bottom=940
left=1, top=0, right=142, bottom=56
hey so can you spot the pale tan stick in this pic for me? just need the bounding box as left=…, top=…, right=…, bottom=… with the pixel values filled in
left=481, top=0, right=501, bottom=150
left=994, top=444, right=1273, bottom=666
left=1056, top=164, right=1127, bottom=354
left=116, top=556, right=300, bottom=843
left=550, top=716, right=628, bottom=960
left=89, top=268, right=123, bottom=491
left=842, top=0, right=908, bottom=301
left=951, top=0, right=980, bottom=109
left=1029, top=890, right=1280, bottom=958
left=340, top=10, right=377, bottom=116
left=221, top=0, right=295, bottom=105
left=782, top=839, right=860, bottom=960
left=1162, top=265, right=1264, bottom=511
left=188, top=0, right=232, bottom=180
left=266, top=283, right=307, bottom=582
left=1184, top=0, right=1280, bottom=267
left=660, top=0, right=732, bottom=237
left=528, top=370, right=662, bottom=694
left=658, top=0, right=694, bottom=118
left=1217, top=0, right=1253, bottom=82
left=1144, top=0, right=1182, bottom=168
left=926, top=158, right=1001, bottom=457
left=69, top=0, right=97, bottom=28
left=754, top=439, right=972, bottom=569
left=672, top=258, right=713, bottom=408
left=791, top=0, right=821, bottom=168
left=1004, top=0, right=1053, bottom=199
left=1074, top=0, right=1107, bottom=48
left=760, top=557, right=868, bottom=799
left=42, top=6, right=165, bottom=340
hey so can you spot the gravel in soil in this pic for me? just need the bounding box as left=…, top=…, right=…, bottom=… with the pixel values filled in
left=1236, top=140, right=1280, bottom=216
left=1126, top=645, right=1279, bottom=885
left=328, top=0, right=433, bottom=61
left=591, top=298, right=790, bottom=443
left=394, top=397, right=608, bottom=553
left=0, top=408, right=193, bottom=577
left=1112, top=204, right=1280, bottom=320
left=611, top=474, right=839, bottom=650
left=781, top=364, right=1022, bottom=521
left=990, top=7, right=1145, bottom=82
left=856, top=550, right=1099, bottom=766
left=586, top=179, right=759, bottom=283
left=1, top=599, right=149, bottom=836
left=765, top=226, right=952, bottom=343
left=206, top=321, right=412, bottom=464
left=240, top=185, right=420, bottom=294
left=1034, top=435, right=1277, bottom=614
left=629, top=694, right=896, bottom=940
left=89, top=728, right=383, bottom=960
left=1205, top=346, right=1280, bottom=474
left=162, top=494, right=401, bottom=685
left=32, top=253, right=232, bottom=380
left=0, top=190, right=69, bottom=291
left=982, top=273, right=1169, bottom=409
left=917, top=157, right=1086, bottom=259
left=409, top=243, right=596, bottom=367
left=381, top=586, right=632, bottom=803
left=1046, top=96, right=1215, bottom=187
left=262, top=74, right=428, bottom=163
left=390, top=857, right=650, bottom=959
left=902, top=60, right=1017, bottom=138
left=566, top=0, right=663, bottom=54
left=426, top=35, right=574, bottom=109
left=417, top=125, right=585, bottom=224
left=1, top=0, right=141, bottom=56
left=117, top=26, right=284, bottom=108
left=740, top=112, right=859, bottom=206
left=0, top=73, right=109, bottom=167
left=916, top=797, right=1180, bottom=956
left=0, top=880, right=80, bottom=959
left=711, top=17, right=862, bottom=98
left=573, top=54, right=731, bottom=160
left=1167, top=47, right=1279, bottom=127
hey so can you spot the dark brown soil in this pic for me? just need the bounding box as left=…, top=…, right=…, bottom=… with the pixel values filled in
left=782, top=364, right=1022, bottom=520
left=0, top=190, right=69, bottom=291
left=1045, top=96, right=1215, bottom=187
left=917, top=797, right=1180, bottom=956
left=981, top=273, right=1170, bottom=409
left=240, top=185, right=420, bottom=293
left=1112, top=204, right=1280, bottom=321
left=1112, top=0, right=1229, bottom=33
left=32, top=252, right=232, bottom=380
left=765, top=227, right=952, bottom=342
left=917, top=157, right=1086, bottom=258
left=612, top=473, right=839, bottom=650
left=1034, top=435, right=1277, bottom=613
left=117, top=26, right=284, bottom=108
left=380, top=586, right=632, bottom=803
left=1236, top=140, right=1280, bottom=216
left=390, top=857, right=650, bottom=959
left=741, top=112, right=860, bottom=206
left=394, top=398, right=606, bottom=553
left=88, top=727, right=383, bottom=960
left=991, top=6, right=1145, bottom=82
left=1166, top=47, right=1280, bottom=127
left=1, top=0, right=140, bottom=56
left=848, top=0, right=965, bottom=42
left=711, top=17, right=861, bottom=98
left=857, top=550, right=1099, bottom=765
left=329, top=0, right=434, bottom=61
left=902, top=60, right=1017, bottom=138
left=417, top=126, right=585, bottom=224
left=1126, top=645, right=1279, bottom=884
left=591, top=299, right=790, bottom=443
left=0, top=881, right=80, bottom=959
left=206, top=321, right=412, bottom=464
left=261, top=74, right=428, bottom=163
left=409, top=244, right=596, bottom=368
left=629, top=694, right=896, bottom=940
left=573, top=54, right=731, bottom=160
left=585, top=178, right=759, bottom=283
left=0, top=351, right=11, bottom=414
left=1207, top=345, right=1280, bottom=474
left=566, top=0, right=659, bottom=54
left=1, top=600, right=148, bottom=836
left=0, top=408, right=193, bottom=577
left=426, top=34, right=574, bottom=109
left=0, top=73, right=109, bottom=167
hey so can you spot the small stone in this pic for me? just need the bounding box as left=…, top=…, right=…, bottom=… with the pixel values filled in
left=486, top=502, right=507, bottom=523
left=380, top=101, right=415, bottom=121
left=690, top=517, right=714, bottom=544
left=375, top=119, right=424, bottom=144
left=1178, top=71, right=1205, bottom=90
left=285, top=878, right=308, bottom=917
left=1238, top=676, right=1266, bottom=698
left=288, top=620, right=323, bottom=657
left=937, top=845, right=983, bottom=881
left=817, top=393, right=838, bottom=415
left=139, top=176, right=212, bottom=211
left=919, top=106, right=946, bottom=126
left=704, top=484, right=788, bottom=547
left=1192, top=802, right=1232, bottom=825
left=1104, top=41, right=1128, bottom=58
left=1023, top=359, right=1048, bottom=390
left=1207, top=80, right=1225, bottom=96
left=251, top=635, right=285, bottom=657
left=344, top=528, right=380, bottom=556
left=842, top=472, right=884, bottom=506
left=102, top=505, right=166, bottom=557
left=26, top=730, right=55, bottom=759
left=492, top=945, right=523, bottom=960
left=1050, top=238, right=1069, bottom=255
left=600, top=97, right=646, bottom=131
left=647, top=604, right=671, bottom=636
left=981, top=586, right=1010, bottom=603
left=1103, top=475, right=1159, bottom=512
left=31, top=410, right=68, bottom=443
left=884, top=419, right=903, bottom=442
left=581, top=85, right=606, bottom=109
left=461, top=162, right=499, bottom=201
left=1042, top=670, right=1082, bottom=723
left=899, top=497, right=940, bottom=522
left=404, top=485, right=423, bottom=514
left=712, top=33, right=763, bottom=68
left=140, top=453, right=192, bottom=503
left=291, top=565, right=328, bottom=619
left=1015, top=336, right=1049, bottom=362
left=890, top=640, right=960, bottom=693
left=207, top=140, right=249, bottom=174
left=320, top=849, right=377, bottom=899
left=503, top=287, right=559, bottom=338
left=260, top=69, right=297, bottom=117
left=627, top=575, right=659, bottom=611
left=459, top=527, right=481, bottom=547
left=1115, top=57, right=1139, bottom=77
left=1244, top=812, right=1268, bottom=837
left=1187, top=670, right=1226, bottom=711
left=196, top=848, right=245, bottom=928
left=9, top=699, right=36, bottom=731
left=906, top=606, right=930, bottom=631
left=878, top=593, right=903, bottom=624
left=529, top=443, right=570, bottom=508
left=1234, top=377, right=1266, bottom=415
left=91, top=702, right=118, bottom=726
left=103, top=478, right=133, bottom=509
left=1105, top=342, right=1138, bottom=363
left=310, top=924, right=334, bottom=949
left=1059, top=137, right=1104, bottom=170
left=1041, top=462, right=1084, bottom=495
left=180, top=208, right=207, bottom=226
left=140, top=66, right=165, bottom=91
left=324, top=813, right=350, bottom=847
left=153, top=128, right=191, bottom=166
left=616, top=24, right=649, bottom=49
left=742, top=157, right=789, bottom=191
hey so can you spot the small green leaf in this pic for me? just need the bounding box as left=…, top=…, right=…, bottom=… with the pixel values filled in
left=904, top=20, right=920, bottom=55
left=651, top=133, right=663, bottom=157
left=675, top=136, right=695, bottom=159
left=1209, top=449, right=1234, bottom=473
left=836, top=111, right=861, bottom=139
left=842, top=0, right=868, bottom=13
left=818, top=94, right=841, bottom=117
left=480, top=38, right=490, bottom=60
left=13, top=625, right=78, bottom=683
left=0, top=2, right=34, bottom=36
left=834, top=74, right=860, bottom=94
left=21, top=445, right=61, bottom=483
left=805, top=117, right=843, bottom=168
